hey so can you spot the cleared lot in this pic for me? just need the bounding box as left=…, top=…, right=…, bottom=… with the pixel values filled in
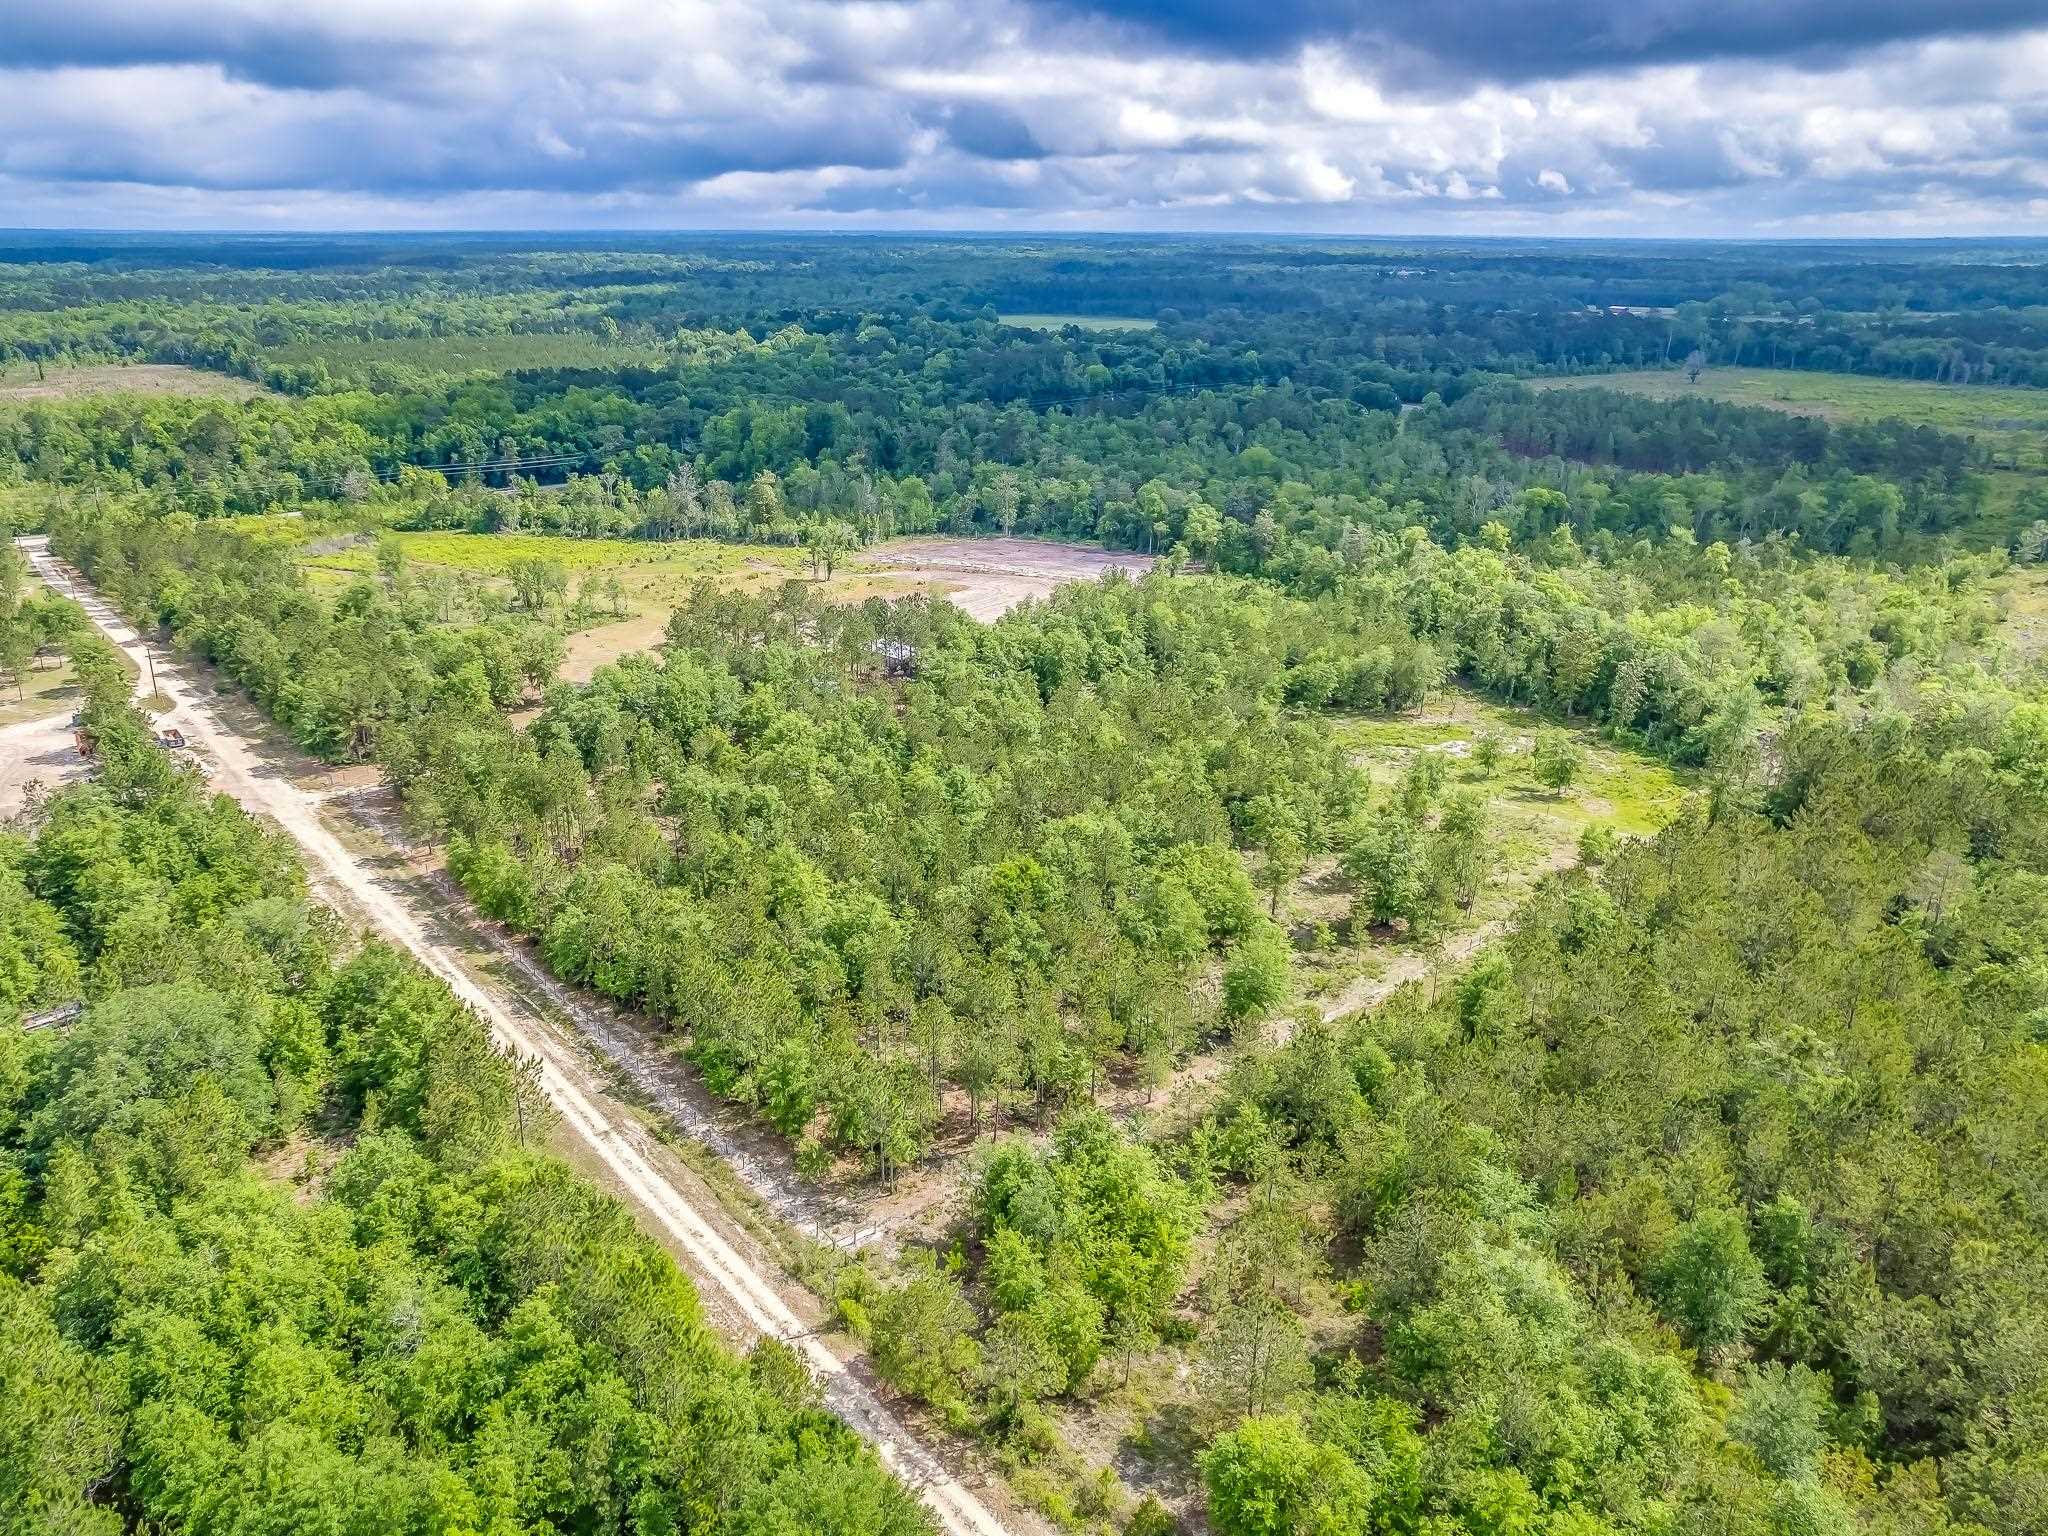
left=858, top=535, right=1155, bottom=620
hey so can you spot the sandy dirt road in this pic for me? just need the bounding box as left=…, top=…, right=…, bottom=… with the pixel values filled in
left=1305, top=840, right=1580, bottom=1031
left=16, top=537, right=1017, bottom=1536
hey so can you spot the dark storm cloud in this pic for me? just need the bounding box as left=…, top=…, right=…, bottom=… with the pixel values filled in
left=1026, top=0, right=2048, bottom=79
left=935, top=102, right=1051, bottom=160
left=6, top=2, right=433, bottom=92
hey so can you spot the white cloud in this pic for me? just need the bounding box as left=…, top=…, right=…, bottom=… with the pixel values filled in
left=0, top=0, right=2044, bottom=231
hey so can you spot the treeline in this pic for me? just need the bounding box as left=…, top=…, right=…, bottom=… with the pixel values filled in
left=7, top=358, right=2022, bottom=562
left=7, top=234, right=2048, bottom=393
left=0, top=701, right=930, bottom=1535
left=1447, top=385, right=1977, bottom=481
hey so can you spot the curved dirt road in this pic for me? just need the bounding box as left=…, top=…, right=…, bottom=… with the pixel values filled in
left=18, top=537, right=1016, bottom=1536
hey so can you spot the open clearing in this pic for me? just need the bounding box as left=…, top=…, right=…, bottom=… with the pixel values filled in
left=1292, top=690, right=1692, bottom=1019
left=0, top=362, right=267, bottom=402
left=998, top=313, right=1158, bottom=332
left=1531, top=366, right=2048, bottom=469
left=0, top=657, right=86, bottom=732
left=0, top=569, right=143, bottom=811
left=857, top=535, right=1155, bottom=620
left=296, top=530, right=1154, bottom=677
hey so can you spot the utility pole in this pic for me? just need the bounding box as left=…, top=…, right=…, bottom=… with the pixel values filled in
left=144, top=643, right=158, bottom=696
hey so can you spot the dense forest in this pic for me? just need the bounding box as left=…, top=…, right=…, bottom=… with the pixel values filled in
left=8, top=233, right=2048, bottom=1536
left=0, top=679, right=931, bottom=1534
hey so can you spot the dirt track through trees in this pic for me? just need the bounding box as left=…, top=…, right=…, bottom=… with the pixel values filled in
left=16, top=537, right=1021, bottom=1536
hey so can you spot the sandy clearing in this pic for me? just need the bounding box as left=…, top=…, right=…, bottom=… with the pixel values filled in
left=0, top=709, right=90, bottom=818
left=859, top=536, right=1155, bottom=622
left=0, top=363, right=267, bottom=403
left=552, top=536, right=1156, bottom=681
left=20, top=537, right=1022, bottom=1536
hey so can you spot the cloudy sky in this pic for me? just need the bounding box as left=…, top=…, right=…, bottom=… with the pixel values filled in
left=6, top=0, right=2048, bottom=234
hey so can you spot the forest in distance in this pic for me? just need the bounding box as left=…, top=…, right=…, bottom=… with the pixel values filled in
left=7, top=230, right=2048, bottom=1536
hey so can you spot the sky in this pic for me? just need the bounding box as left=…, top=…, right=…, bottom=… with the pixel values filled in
left=5, top=0, right=2048, bottom=235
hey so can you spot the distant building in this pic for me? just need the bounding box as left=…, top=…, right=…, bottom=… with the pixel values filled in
left=869, top=638, right=918, bottom=677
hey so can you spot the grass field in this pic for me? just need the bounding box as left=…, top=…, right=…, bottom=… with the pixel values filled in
left=998, top=313, right=1158, bottom=332
left=0, top=659, right=88, bottom=730
left=1531, top=366, right=2048, bottom=470
left=0, top=362, right=266, bottom=403
left=215, top=513, right=331, bottom=548
left=264, top=332, right=671, bottom=382
left=294, top=531, right=810, bottom=678
left=1288, top=690, right=1693, bottom=1004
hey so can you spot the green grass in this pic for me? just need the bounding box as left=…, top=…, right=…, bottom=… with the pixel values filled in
left=214, top=513, right=326, bottom=548
left=999, top=313, right=1158, bottom=332
left=1331, top=693, right=1691, bottom=837
left=1531, top=367, right=2048, bottom=471
left=296, top=530, right=794, bottom=592
left=264, top=332, right=671, bottom=382
left=377, top=531, right=792, bottom=578
left=0, top=662, right=86, bottom=729
left=1283, top=689, right=1693, bottom=1003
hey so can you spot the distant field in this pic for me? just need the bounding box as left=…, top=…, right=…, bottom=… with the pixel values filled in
left=0, top=362, right=265, bottom=403
left=1532, top=366, right=2048, bottom=469
left=292, top=531, right=807, bottom=679
left=264, top=332, right=671, bottom=382
left=998, top=313, right=1157, bottom=332
left=295, top=529, right=1160, bottom=681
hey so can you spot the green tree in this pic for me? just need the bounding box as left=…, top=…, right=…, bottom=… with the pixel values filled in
left=1533, top=730, right=1585, bottom=797
left=1199, top=1298, right=1313, bottom=1421
left=1652, top=1208, right=1766, bottom=1363
left=1222, top=924, right=1292, bottom=1026
left=868, top=1267, right=982, bottom=1422
left=1731, top=1362, right=1831, bottom=1481
left=1202, top=1415, right=1375, bottom=1536
left=806, top=518, right=857, bottom=579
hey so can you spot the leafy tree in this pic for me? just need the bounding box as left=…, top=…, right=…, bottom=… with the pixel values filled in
left=1223, top=923, right=1292, bottom=1025
left=1532, top=730, right=1586, bottom=797
left=1202, top=1415, right=1374, bottom=1536
left=1199, top=1299, right=1313, bottom=1421
left=1651, top=1210, right=1768, bottom=1363
left=1731, top=1362, right=1831, bottom=1481
left=805, top=518, right=857, bottom=579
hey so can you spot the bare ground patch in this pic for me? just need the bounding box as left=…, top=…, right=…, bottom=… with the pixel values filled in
left=858, top=536, right=1155, bottom=621
left=0, top=363, right=269, bottom=402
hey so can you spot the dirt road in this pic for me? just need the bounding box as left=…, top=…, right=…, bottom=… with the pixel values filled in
left=1305, top=839, right=1579, bottom=1030
left=17, top=537, right=1016, bottom=1536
